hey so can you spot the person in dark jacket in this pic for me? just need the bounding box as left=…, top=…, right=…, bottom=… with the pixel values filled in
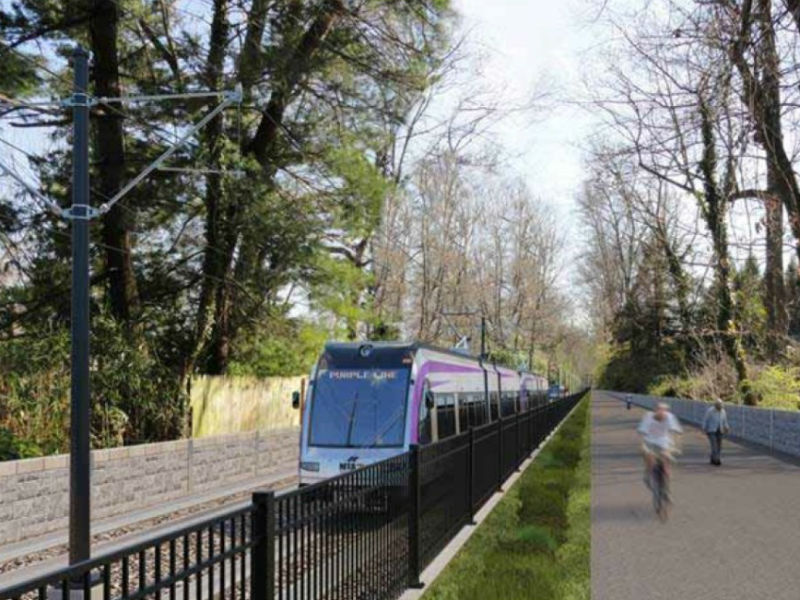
left=702, top=398, right=730, bottom=466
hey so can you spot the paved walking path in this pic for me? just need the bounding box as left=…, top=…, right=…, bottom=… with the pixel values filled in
left=591, top=391, right=800, bottom=600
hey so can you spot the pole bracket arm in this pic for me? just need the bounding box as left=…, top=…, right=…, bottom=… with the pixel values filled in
left=61, top=93, right=97, bottom=108
left=223, top=84, right=243, bottom=104
left=62, top=204, right=99, bottom=220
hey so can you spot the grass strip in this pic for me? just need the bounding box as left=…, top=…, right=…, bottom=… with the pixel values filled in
left=554, top=398, right=591, bottom=600
left=421, top=396, right=591, bottom=600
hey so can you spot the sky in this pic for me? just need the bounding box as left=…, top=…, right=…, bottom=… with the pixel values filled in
left=451, top=0, right=607, bottom=242
left=0, top=0, right=609, bottom=228
left=0, top=0, right=614, bottom=293
left=448, top=0, right=785, bottom=275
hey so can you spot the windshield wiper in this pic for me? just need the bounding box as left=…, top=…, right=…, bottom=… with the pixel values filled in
left=345, top=393, right=359, bottom=446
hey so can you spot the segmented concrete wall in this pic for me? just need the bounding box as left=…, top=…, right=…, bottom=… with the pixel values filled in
left=613, top=392, right=800, bottom=456
left=0, top=428, right=299, bottom=547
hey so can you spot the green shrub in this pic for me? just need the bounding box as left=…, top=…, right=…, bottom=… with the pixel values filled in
left=648, top=362, right=800, bottom=410
left=0, top=427, right=43, bottom=460
left=536, top=449, right=565, bottom=469
left=596, top=342, right=685, bottom=393
left=0, top=310, right=186, bottom=454
left=517, top=479, right=568, bottom=534
left=749, top=365, right=800, bottom=410
left=647, top=359, right=738, bottom=403
left=512, top=524, right=558, bottom=554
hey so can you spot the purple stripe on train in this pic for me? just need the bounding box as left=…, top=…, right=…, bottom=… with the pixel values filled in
left=410, top=361, right=482, bottom=443
left=409, top=360, right=519, bottom=443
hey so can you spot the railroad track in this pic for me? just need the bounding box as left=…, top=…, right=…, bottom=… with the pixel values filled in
left=0, top=474, right=298, bottom=588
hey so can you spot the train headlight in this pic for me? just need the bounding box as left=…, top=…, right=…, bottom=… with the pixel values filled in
left=300, top=461, right=320, bottom=472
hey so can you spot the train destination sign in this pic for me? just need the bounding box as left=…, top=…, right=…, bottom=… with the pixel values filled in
left=327, top=369, right=400, bottom=381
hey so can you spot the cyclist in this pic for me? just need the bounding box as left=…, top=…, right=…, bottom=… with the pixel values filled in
left=637, top=402, right=682, bottom=492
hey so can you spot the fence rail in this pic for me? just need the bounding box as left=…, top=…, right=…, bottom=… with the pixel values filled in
left=0, top=391, right=588, bottom=600
left=0, top=505, right=255, bottom=600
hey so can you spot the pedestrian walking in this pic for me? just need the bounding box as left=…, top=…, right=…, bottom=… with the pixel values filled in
left=702, top=398, right=730, bottom=466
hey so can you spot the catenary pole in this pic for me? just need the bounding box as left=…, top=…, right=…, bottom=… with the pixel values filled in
left=0, top=49, right=239, bottom=569
left=69, top=45, right=91, bottom=566
left=480, top=316, right=486, bottom=359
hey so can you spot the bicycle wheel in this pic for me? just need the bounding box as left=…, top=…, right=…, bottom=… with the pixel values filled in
left=652, top=463, right=668, bottom=521
left=651, top=472, right=661, bottom=514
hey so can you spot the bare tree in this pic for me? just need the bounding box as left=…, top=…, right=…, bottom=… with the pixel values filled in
left=588, top=2, right=760, bottom=400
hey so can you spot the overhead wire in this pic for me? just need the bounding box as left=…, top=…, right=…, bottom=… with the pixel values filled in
left=96, top=0, right=371, bottom=193
left=123, top=0, right=425, bottom=316
left=0, top=138, right=64, bottom=215
left=0, top=19, right=240, bottom=303
left=0, top=0, right=381, bottom=287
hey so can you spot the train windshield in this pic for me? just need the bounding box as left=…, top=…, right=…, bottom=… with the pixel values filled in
left=309, top=368, right=409, bottom=448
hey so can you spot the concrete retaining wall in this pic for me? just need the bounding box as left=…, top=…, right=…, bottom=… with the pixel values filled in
left=612, top=391, right=800, bottom=456
left=0, top=427, right=299, bottom=547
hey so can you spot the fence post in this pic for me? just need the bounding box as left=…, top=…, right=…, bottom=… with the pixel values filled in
left=529, top=407, right=535, bottom=455
left=515, top=412, right=522, bottom=470
left=408, top=444, right=424, bottom=589
left=544, top=403, right=550, bottom=437
left=496, top=418, right=504, bottom=491
left=251, top=491, right=275, bottom=600
left=467, top=427, right=476, bottom=525
left=538, top=405, right=543, bottom=444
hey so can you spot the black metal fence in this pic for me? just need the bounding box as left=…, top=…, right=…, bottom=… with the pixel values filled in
left=0, top=504, right=255, bottom=600
left=0, top=391, right=587, bottom=600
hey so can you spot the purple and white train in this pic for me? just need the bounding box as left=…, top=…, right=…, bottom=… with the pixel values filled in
left=296, top=341, right=549, bottom=485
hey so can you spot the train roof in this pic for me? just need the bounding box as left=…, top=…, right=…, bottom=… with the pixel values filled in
left=322, top=340, right=546, bottom=379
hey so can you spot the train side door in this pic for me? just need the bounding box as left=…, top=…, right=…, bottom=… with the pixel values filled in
left=418, top=381, right=435, bottom=444
left=454, top=393, right=462, bottom=433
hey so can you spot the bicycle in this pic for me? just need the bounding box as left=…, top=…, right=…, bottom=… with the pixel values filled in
left=650, top=455, right=670, bottom=521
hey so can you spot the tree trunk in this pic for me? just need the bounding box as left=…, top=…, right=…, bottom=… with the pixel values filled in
left=89, top=0, right=140, bottom=327
left=203, top=0, right=346, bottom=372
left=764, top=191, right=786, bottom=358
left=733, top=0, right=800, bottom=294
left=758, top=0, right=787, bottom=358
left=246, top=0, right=344, bottom=168
left=186, top=0, right=230, bottom=377
left=698, top=93, right=756, bottom=404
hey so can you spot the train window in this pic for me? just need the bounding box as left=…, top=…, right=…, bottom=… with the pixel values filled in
left=418, top=387, right=433, bottom=444
left=435, top=393, right=457, bottom=439
left=481, top=393, right=490, bottom=427
left=457, top=394, right=469, bottom=432
left=501, top=392, right=516, bottom=417
left=464, top=393, right=484, bottom=428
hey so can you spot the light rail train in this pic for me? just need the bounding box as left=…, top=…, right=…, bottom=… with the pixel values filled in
left=294, top=341, right=549, bottom=485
